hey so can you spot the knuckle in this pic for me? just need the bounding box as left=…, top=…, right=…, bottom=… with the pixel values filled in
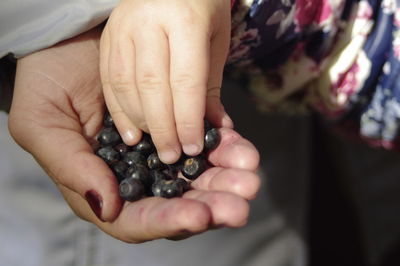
left=137, top=72, right=165, bottom=94
left=171, top=74, right=201, bottom=92
left=149, top=124, right=171, bottom=137
left=110, top=75, right=133, bottom=93
left=137, top=5, right=158, bottom=26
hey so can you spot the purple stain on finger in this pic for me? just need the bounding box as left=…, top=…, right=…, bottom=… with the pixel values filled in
left=85, top=190, right=104, bottom=222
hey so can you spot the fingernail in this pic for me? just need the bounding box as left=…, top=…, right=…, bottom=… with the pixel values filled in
left=222, top=113, right=234, bottom=128
left=123, top=129, right=136, bottom=143
left=158, top=150, right=179, bottom=164
left=85, top=190, right=105, bottom=222
left=183, top=144, right=201, bottom=156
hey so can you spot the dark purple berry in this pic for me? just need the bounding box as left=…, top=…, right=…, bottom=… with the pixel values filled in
left=110, top=161, right=129, bottom=183
left=181, top=156, right=207, bottom=180
left=125, top=164, right=150, bottom=186
left=204, top=119, right=212, bottom=132
left=167, top=163, right=182, bottom=175
left=131, top=134, right=154, bottom=156
left=122, top=151, right=146, bottom=167
left=97, top=127, right=121, bottom=147
left=147, top=170, right=173, bottom=196
left=166, top=154, right=186, bottom=175
left=175, top=178, right=191, bottom=193
left=149, top=170, right=172, bottom=184
left=114, top=143, right=129, bottom=155
left=147, top=152, right=166, bottom=170
left=151, top=181, right=163, bottom=197
left=119, top=178, right=145, bottom=202
left=204, top=128, right=221, bottom=151
left=96, top=146, right=120, bottom=164
left=103, top=112, right=114, bottom=127
left=97, top=111, right=221, bottom=202
left=151, top=179, right=183, bottom=198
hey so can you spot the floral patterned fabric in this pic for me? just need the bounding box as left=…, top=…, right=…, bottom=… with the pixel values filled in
left=227, top=0, right=400, bottom=150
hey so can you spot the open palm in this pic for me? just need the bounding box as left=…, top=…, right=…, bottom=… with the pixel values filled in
left=8, top=26, right=261, bottom=243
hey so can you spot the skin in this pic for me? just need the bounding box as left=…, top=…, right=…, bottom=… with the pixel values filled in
left=100, top=0, right=233, bottom=164
left=8, top=26, right=261, bottom=243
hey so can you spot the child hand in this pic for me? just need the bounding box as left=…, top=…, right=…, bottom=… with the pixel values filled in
left=100, top=0, right=233, bottom=164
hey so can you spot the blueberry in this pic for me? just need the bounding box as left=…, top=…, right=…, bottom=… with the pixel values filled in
left=110, top=161, right=129, bottom=183
left=151, top=181, right=163, bottom=197
left=147, top=170, right=173, bottom=196
left=97, top=127, right=121, bottom=147
left=103, top=112, right=114, bottom=127
left=147, top=152, right=166, bottom=170
left=122, top=151, right=146, bottom=167
left=175, top=178, right=190, bottom=193
left=98, top=110, right=219, bottom=201
left=181, top=156, right=207, bottom=180
left=204, top=119, right=212, bottom=132
left=166, top=154, right=186, bottom=175
left=119, top=178, right=145, bottom=202
left=151, top=179, right=184, bottom=198
left=131, top=133, right=154, bottom=156
left=204, top=128, right=221, bottom=151
left=125, top=164, right=150, bottom=186
left=167, top=163, right=182, bottom=175
left=114, top=143, right=129, bottom=155
left=149, top=170, right=172, bottom=184
left=96, top=146, right=120, bottom=164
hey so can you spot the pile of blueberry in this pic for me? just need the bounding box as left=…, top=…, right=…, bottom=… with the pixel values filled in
left=95, top=113, right=221, bottom=202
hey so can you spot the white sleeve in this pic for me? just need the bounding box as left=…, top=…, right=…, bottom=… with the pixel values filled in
left=0, top=0, right=118, bottom=58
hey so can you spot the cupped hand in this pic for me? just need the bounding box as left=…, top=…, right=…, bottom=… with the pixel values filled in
left=8, top=26, right=261, bottom=243
left=100, top=0, right=233, bottom=164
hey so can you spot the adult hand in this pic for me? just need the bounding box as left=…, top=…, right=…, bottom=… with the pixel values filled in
left=100, top=0, right=233, bottom=164
left=8, top=26, right=261, bottom=243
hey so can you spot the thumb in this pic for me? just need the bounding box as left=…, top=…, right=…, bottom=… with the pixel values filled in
left=33, top=130, right=122, bottom=222
left=9, top=114, right=122, bottom=222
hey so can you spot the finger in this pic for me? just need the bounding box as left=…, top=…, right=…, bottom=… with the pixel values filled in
left=183, top=190, right=249, bottom=227
left=191, top=167, right=261, bottom=200
left=205, top=86, right=234, bottom=129
left=34, top=129, right=121, bottom=222
left=107, top=197, right=211, bottom=243
left=11, top=62, right=122, bottom=222
left=168, top=22, right=209, bottom=157
left=207, top=128, right=260, bottom=171
left=206, top=14, right=234, bottom=129
left=58, top=184, right=101, bottom=222
left=134, top=25, right=181, bottom=164
left=100, top=25, right=143, bottom=145
left=58, top=186, right=210, bottom=243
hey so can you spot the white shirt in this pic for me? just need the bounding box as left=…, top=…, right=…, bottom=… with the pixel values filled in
left=0, top=0, right=118, bottom=58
